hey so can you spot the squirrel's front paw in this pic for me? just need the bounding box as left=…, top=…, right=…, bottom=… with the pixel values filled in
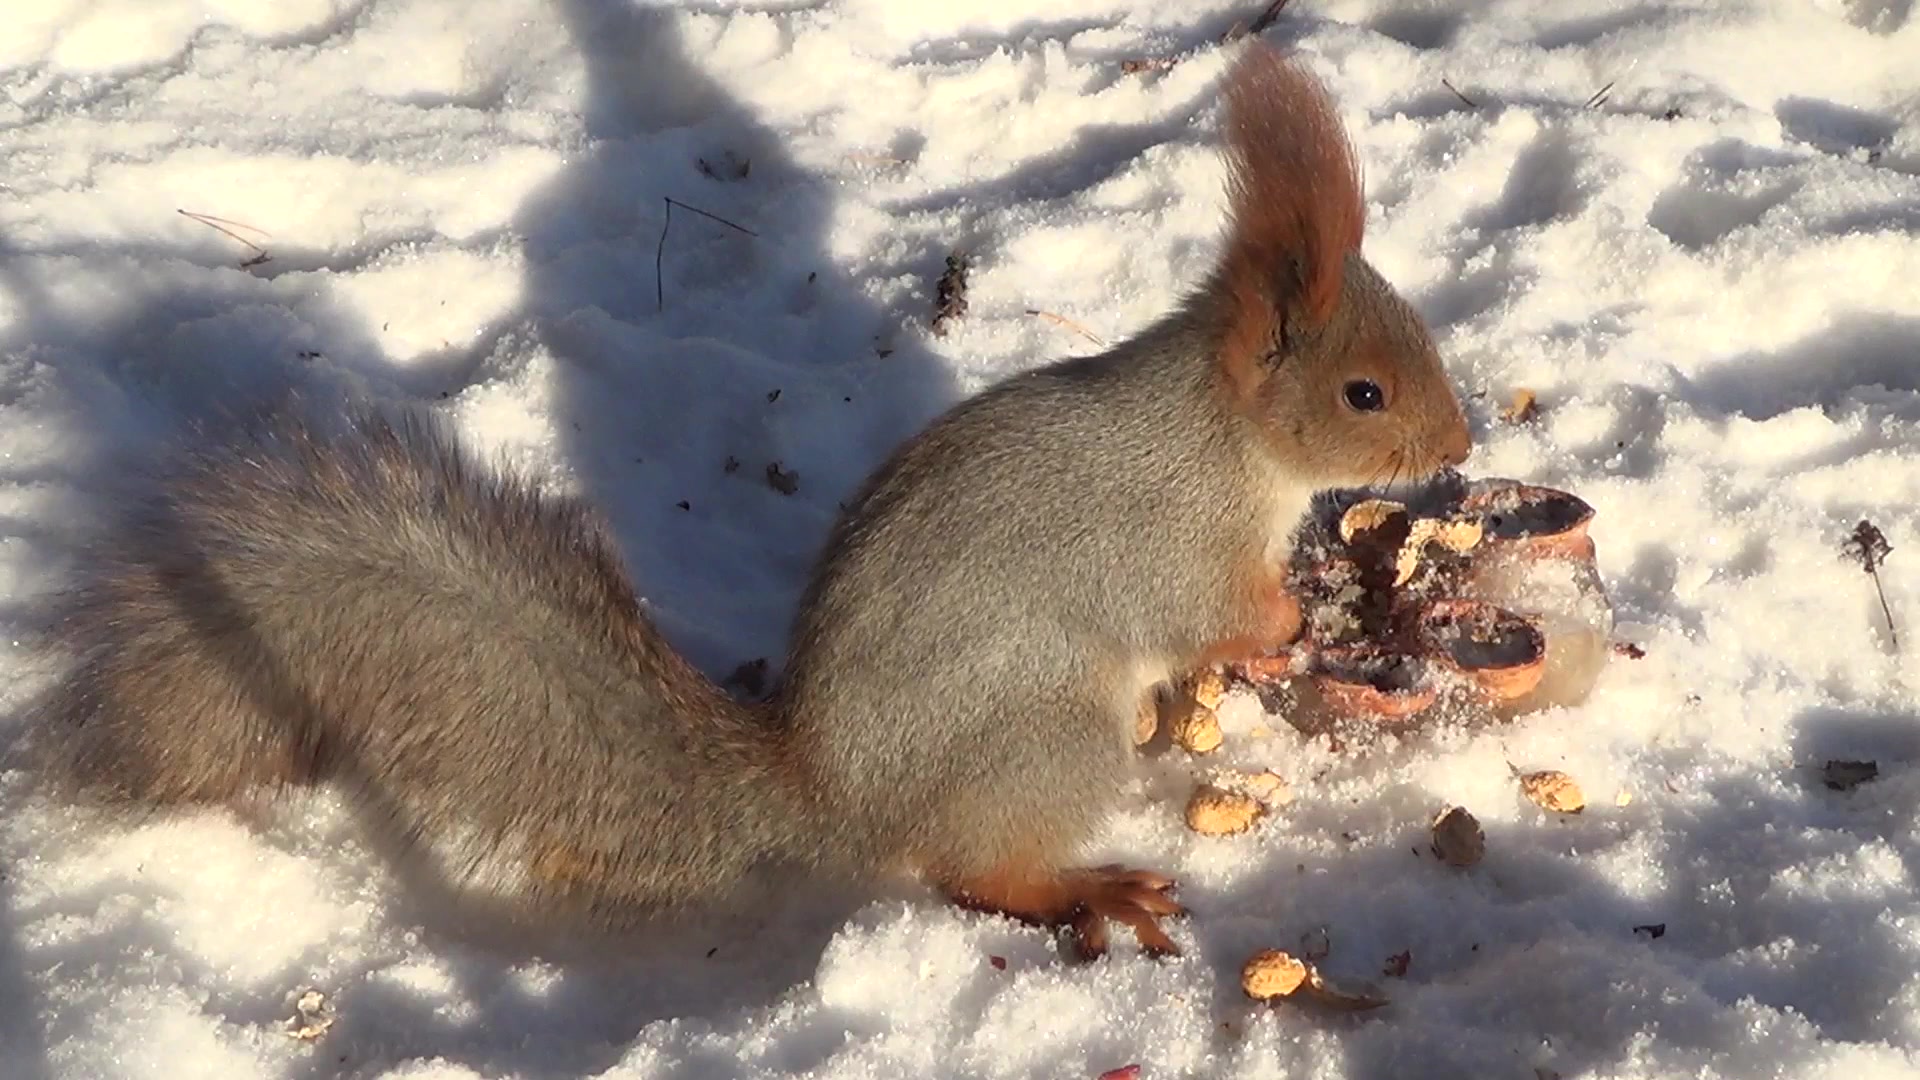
left=941, top=861, right=1186, bottom=960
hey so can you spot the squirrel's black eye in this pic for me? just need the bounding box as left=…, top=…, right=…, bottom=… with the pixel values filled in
left=1343, top=379, right=1386, bottom=412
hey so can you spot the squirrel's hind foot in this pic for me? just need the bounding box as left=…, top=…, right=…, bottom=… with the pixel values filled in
left=941, top=861, right=1186, bottom=961
left=1068, top=864, right=1184, bottom=959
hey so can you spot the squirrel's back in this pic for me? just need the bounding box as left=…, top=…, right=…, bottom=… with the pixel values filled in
left=34, top=403, right=800, bottom=921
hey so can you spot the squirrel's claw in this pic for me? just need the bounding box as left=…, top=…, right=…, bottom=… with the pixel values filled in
left=1065, top=864, right=1186, bottom=960
left=939, top=861, right=1187, bottom=961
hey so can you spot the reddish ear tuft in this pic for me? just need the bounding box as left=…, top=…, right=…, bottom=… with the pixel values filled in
left=1215, top=45, right=1366, bottom=377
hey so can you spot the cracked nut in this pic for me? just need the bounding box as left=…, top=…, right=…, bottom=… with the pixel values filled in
left=1520, top=770, right=1586, bottom=814
left=1392, top=517, right=1486, bottom=586
left=1189, top=667, right=1229, bottom=711
left=1241, top=949, right=1309, bottom=1000
left=1169, top=701, right=1224, bottom=754
left=1238, top=769, right=1293, bottom=806
left=1186, top=784, right=1265, bottom=835
left=1431, top=516, right=1483, bottom=553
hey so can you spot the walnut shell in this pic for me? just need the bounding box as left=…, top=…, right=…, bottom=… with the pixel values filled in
left=1429, top=806, right=1485, bottom=867
left=1520, top=770, right=1586, bottom=814
left=1339, top=499, right=1409, bottom=543
left=1185, top=784, right=1265, bottom=835
left=1241, top=949, right=1309, bottom=1000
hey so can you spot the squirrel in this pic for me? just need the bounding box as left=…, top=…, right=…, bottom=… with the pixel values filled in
left=28, top=45, right=1471, bottom=960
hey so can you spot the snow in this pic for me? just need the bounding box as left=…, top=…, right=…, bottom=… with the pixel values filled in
left=2, top=0, right=1919, bottom=1076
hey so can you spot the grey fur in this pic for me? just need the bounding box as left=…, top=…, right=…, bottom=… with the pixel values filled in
left=33, top=405, right=801, bottom=922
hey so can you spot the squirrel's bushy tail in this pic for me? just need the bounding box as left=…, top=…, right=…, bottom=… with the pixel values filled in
left=33, top=402, right=803, bottom=921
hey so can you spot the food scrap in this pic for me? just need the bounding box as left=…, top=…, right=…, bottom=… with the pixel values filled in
left=1241, top=949, right=1310, bottom=999
left=1501, top=387, right=1539, bottom=423
left=1185, top=783, right=1265, bottom=835
left=1430, top=806, right=1486, bottom=867
left=1188, top=667, right=1229, bottom=710
left=1242, top=948, right=1389, bottom=1011
left=1519, top=769, right=1586, bottom=814
left=1235, top=768, right=1293, bottom=806
left=1339, top=498, right=1409, bottom=544
left=1169, top=701, right=1224, bottom=754
left=285, top=988, right=335, bottom=1042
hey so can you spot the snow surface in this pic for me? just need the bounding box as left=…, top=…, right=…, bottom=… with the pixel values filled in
left=3, top=0, right=1920, bottom=1077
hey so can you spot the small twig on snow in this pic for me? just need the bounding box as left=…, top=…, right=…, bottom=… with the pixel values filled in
left=655, top=196, right=759, bottom=312
left=1584, top=80, right=1616, bottom=109
left=177, top=208, right=272, bottom=267
left=1440, top=78, right=1479, bottom=108
left=1843, top=519, right=1899, bottom=648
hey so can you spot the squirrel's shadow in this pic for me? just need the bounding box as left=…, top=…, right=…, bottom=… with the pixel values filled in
left=526, top=1, right=960, bottom=680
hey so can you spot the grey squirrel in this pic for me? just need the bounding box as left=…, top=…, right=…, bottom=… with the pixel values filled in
left=30, top=45, right=1471, bottom=959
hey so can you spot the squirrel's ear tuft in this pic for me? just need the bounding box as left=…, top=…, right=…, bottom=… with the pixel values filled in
left=1215, top=45, right=1366, bottom=378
